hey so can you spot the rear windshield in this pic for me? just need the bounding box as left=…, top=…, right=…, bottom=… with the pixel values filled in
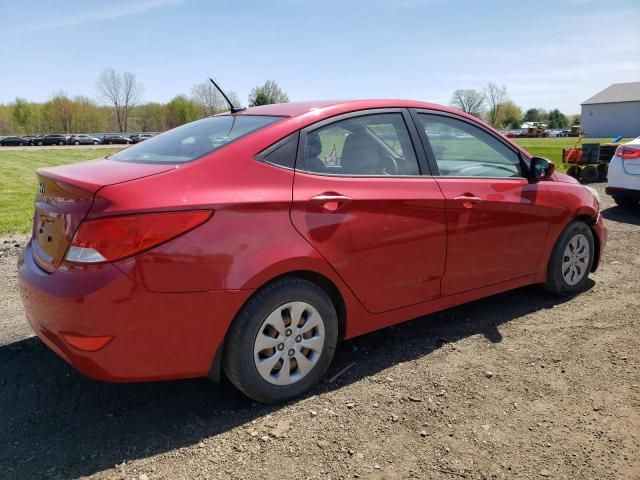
left=111, top=115, right=282, bottom=164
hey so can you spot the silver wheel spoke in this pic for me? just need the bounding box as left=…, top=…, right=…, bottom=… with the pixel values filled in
left=300, top=312, right=322, bottom=334
left=255, top=352, right=282, bottom=379
left=254, top=333, right=280, bottom=352
left=264, top=308, right=287, bottom=336
left=289, top=302, right=308, bottom=327
left=275, top=355, right=292, bottom=385
left=300, top=335, right=323, bottom=353
left=295, top=352, right=315, bottom=377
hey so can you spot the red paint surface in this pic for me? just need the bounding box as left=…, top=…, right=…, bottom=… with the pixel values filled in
left=19, top=100, right=606, bottom=382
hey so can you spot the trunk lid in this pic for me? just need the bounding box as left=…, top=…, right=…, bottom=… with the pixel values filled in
left=32, top=159, right=175, bottom=272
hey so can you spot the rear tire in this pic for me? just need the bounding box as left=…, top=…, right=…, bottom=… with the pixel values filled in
left=613, top=197, right=638, bottom=208
left=223, top=278, right=338, bottom=403
left=543, top=220, right=594, bottom=296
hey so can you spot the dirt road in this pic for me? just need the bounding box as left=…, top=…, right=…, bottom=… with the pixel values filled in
left=1, top=183, right=638, bottom=480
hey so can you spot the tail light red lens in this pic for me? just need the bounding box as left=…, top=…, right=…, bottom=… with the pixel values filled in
left=65, top=210, right=213, bottom=264
left=615, top=145, right=640, bottom=160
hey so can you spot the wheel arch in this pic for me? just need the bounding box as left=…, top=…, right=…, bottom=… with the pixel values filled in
left=572, top=213, right=601, bottom=272
left=208, top=269, right=348, bottom=382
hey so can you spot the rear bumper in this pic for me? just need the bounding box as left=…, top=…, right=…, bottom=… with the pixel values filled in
left=605, top=186, right=640, bottom=201
left=18, top=240, right=252, bottom=382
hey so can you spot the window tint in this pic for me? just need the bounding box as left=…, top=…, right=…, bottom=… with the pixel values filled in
left=111, top=115, right=281, bottom=164
left=257, top=132, right=298, bottom=169
left=417, top=114, right=523, bottom=178
left=301, top=113, right=420, bottom=176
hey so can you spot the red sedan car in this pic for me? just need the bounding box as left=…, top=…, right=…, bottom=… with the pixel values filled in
left=19, top=100, right=606, bottom=403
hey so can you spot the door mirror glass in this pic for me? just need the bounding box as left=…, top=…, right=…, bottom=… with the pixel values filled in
left=530, top=156, right=555, bottom=181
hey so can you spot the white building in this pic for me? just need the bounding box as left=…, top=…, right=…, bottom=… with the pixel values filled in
left=581, top=82, right=640, bottom=138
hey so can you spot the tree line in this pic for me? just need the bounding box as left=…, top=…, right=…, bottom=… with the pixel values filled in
left=1, top=69, right=578, bottom=135
left=0, top=69, right=290, bottom=135
left=450, top=83, right=580, bottom=130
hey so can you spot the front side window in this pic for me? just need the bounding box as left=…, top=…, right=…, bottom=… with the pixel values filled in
left=417, top=113, right=523, bottom=178
left=301, top=113, right=420, bottom=176
left=111, top=115, right=282, bottom=164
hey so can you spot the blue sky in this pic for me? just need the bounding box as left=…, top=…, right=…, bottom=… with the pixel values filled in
left=0, top=0, right=638, bottom=114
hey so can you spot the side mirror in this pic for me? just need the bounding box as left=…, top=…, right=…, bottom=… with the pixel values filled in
left=530, top=156, right=555, bottom=181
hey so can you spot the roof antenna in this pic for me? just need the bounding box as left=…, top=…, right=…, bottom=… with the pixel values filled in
left=209, top=78, right=245, bottom=114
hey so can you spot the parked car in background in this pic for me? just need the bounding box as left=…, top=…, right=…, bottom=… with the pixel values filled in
left=103, top=135, right=132, bottom=145
left=68, top=134, right=102, bottom=145
left=606, top=137, right=640, bottom=208
left=130, top=133, right=156, bottom=144
left=506, top=130, right=526, bottom=138
left=0, top=136, right=31, bottom=146
left=32, top=134, right=69, bottom=146
left=19, top=99, right=606, bottom=403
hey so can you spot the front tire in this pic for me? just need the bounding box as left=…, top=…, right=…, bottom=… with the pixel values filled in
left=223, top=278, right=338, bottom=403
left=543, top=220, right=594, bottom=296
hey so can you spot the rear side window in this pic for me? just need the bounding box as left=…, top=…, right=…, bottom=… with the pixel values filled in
left=301, top=113, right=420, bottom=176
left=111, top=115, right=282, bottom=164
left=256, top=133, right=299, bottom=169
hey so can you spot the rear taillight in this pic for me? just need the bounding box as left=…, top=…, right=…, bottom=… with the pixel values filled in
left=615, top=145, right=640, bottom=160
left=65, top=210, right=213, bottom=263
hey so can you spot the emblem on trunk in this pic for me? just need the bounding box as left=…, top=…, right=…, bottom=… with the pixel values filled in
left=38, top=182, right=45, bottom=195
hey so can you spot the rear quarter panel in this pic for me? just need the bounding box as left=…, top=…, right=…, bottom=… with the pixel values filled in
left=88, top=134, right=351, bottom=297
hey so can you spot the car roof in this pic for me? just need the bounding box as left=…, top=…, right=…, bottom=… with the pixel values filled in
left=233, top=99, right=465, bottom=118
left=230, top=99, right=533, bottom=159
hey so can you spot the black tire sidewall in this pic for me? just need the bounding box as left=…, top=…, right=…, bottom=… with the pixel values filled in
left=545, top=221, right=595, bottom=295
left=223, top=278, right=338, bottom=403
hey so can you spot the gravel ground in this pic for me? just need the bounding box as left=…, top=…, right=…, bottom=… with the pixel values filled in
left=0, top=182, right=638, bottom=480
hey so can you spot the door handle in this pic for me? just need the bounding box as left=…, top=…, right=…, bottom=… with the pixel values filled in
left=454, top=194, right=483, bottom=209
left=310, top=193, right=352, bottom=212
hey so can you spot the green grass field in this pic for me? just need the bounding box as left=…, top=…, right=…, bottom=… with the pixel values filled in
left=0, top=137, right=627, bottom=234
left=0, top=148, right=121, bottom=235
left=513, top=137, right=625, bottom=172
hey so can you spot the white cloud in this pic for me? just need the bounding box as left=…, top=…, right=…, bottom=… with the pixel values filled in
left=10, top=0, right=184, bottom=32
